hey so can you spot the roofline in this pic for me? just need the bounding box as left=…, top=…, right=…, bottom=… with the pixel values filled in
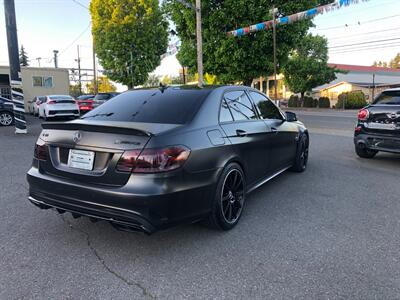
left=0, top=65, right=69, bottom=72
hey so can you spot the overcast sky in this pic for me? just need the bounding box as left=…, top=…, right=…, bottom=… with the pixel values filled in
left=0, top=0, right=399, bottom=88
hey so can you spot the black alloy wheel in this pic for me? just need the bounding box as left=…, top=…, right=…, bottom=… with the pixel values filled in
left=221, top=169, right=245, bottom=224
left=207, top=163, right=246, bottom=230
left=291, top=134, right=309, bottom=172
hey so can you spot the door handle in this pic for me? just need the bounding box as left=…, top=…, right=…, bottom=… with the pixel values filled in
left=271, top=127, right=278, bottom=133
left=236, top=129, right=247, bottom=137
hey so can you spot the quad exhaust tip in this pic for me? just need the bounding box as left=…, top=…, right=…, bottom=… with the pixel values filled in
left=28, top=196, right=153, bottom=235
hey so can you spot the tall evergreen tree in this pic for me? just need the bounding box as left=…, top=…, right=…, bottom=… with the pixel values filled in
left=19, top=45, right=29, bottom=66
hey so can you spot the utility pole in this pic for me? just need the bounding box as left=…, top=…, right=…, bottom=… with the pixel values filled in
left=272, top=5, right=278, bottom=102
left=195, top=0, right=203, bottom=88
left=130, top=51, right=134, bottom=89
left=92, top=38, right=98, bottom=94
left=36, top=57, right=42, bottom=67
left=4, top=0, right=27, bottom=133
left=76, top=45, right=82, bottom=94
left=372, top=73, right=375, bottom=102
left=53, top=50, right=59, bottom=68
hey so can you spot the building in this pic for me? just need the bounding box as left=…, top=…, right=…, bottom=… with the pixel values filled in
left=252, top=64, right=400, bottom=107
left=0, top=66, right=69, bottom=111
left=313, top=64, right=400, bottom=106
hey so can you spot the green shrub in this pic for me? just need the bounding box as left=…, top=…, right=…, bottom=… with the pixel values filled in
left=303, top=96, right=318, bottom=108
left=318, top=97, right=330, bottom=108
left=288, top=95, right=300, bottom=108
left=337, top=91, right=367, bottom=109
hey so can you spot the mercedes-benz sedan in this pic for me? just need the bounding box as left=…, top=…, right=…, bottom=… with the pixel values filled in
left=27, top=86, right=309, bottom=234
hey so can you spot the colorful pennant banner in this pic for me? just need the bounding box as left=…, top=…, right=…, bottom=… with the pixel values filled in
left=227, top=0, right=370, bottom=37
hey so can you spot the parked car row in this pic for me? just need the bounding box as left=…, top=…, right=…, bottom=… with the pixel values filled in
left=26, top=92, right=120, bottom=122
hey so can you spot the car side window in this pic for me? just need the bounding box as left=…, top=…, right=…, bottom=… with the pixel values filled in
left=219, top=99, right=234, bottom=123
left=250, top=92, right=283, bottom=120
left=224, top=91, right=257, bottom=121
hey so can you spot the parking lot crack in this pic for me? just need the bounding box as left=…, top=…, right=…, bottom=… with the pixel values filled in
left=59, top=215, right=156, bottom=299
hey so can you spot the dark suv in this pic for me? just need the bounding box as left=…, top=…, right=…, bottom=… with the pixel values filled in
left=0, top=97, right=14, bottom=126
left=354, top=88, right=400, bottom=158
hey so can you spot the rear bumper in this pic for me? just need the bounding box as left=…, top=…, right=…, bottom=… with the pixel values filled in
left=27, top=166, right=219, bottom=233
left=354, top=132, right=400, bottom=154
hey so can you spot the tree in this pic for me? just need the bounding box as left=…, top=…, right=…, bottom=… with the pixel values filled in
left=144, top=74, right=161, bottom=87
left=390, top=53, right=400, bottom=69
left=86, top=76, right=117, bottom=94
left=19, top=45, right=29, bottom=66
left=165, top=0, right=332, bottom=85
left=90, top=0, right=168, bottom=88
left=69, top=84, right=81, bottom=98
left=283, top=34, right=337, bottom=102
left=372, top=53, right=400, bottom=69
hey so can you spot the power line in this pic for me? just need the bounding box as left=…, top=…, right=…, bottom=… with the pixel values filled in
left=59, top=22, right=91, bottom=56
left=315, top=14, right=400, bottom=31
left=330, top=42, right=400, bottom=54
left=71, top=0, right=89, bottom=10
left=327, top=27, right=400, bottom=41
left=330, top=37, right=400, bottom=49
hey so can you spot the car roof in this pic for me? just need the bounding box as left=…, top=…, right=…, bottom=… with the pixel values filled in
left=382, top=87, right=400, bottom=92
left=47, top=95, right=73, bottom=98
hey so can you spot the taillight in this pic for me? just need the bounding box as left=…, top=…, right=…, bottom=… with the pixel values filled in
left=358, top=108, right=369, bottom=121
left=116, top=146, right=191, bottom=173
left=355, top=126, right=362, bottom=134
left=47, top=100, right=56, bottom=105
left=116, top=150, right=142, bottom=172
left=34, top=142, right=48, bottom=160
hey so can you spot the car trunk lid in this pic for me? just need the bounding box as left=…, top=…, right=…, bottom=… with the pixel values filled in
left=38, top=120, right=181, bottom=186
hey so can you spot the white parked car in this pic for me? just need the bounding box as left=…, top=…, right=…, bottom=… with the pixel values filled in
left=39, top=95, right=80, bottom=120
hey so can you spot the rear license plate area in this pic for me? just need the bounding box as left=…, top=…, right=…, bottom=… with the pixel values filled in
left=68, top=149, right=95, bottom=170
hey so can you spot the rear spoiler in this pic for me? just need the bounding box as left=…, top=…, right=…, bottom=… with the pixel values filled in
left=41, top=121, right=152, bottom=137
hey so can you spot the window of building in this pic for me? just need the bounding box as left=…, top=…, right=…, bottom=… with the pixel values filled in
left=224, top=90, right=257, bottom=121
left=32, top=76, right=53, bottom=88
left=32, top=76, right=43, bottom=87
left=43, top=77, right=53, bottom=88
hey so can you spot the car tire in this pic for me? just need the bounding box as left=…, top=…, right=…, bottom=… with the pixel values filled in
left=290, top=134, right=309, bottom=173
left=207, top=162, right=246, bottom=230
left=0, top=112, right=14, bottom=126
left=355, top=144, right=378, bottom=159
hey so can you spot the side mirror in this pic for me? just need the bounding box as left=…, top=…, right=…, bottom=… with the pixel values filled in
left=285, top=111, right=297, bottom=122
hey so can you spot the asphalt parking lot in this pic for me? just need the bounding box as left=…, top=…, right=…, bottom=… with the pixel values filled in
left=1, top=112, right=400, bottom=299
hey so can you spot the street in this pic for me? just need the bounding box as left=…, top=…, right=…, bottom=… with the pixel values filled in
left=1, top=111, right=400, bottom=299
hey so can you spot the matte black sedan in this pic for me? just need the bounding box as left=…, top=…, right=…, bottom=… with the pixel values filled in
left=354, top=88, right=400, bottom=158
left=27, top=86, right=309, bottom=234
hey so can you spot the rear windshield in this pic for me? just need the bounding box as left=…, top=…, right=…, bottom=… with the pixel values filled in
left=78, top=95, right=94, bottom=100
left=82, top=88, right=211, bottom=124
left=94, top=93, right=112, bottom=100
left=49, top=96, right=73, bottom=100
left=374, top=91, right=400, bottom=105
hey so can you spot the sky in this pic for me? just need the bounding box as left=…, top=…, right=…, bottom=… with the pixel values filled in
left=0, top=0, right=399, bottom=90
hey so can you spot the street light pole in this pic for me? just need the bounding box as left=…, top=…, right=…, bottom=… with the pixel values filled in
left=4, top=0, right=27, bottom=134
left=195, top=0, right=203, bottom=88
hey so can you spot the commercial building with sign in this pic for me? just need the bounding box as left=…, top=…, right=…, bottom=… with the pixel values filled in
left=0, top=66, right=69, bottom=111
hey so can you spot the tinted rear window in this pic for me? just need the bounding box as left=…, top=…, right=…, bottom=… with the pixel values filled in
left=374, top=91, right=400, bottom=105
left=94, top=94, right=113, bottom=100
left=49, top=96, right=73, bottom=100
left=82, top=88, right=211, bottom=124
